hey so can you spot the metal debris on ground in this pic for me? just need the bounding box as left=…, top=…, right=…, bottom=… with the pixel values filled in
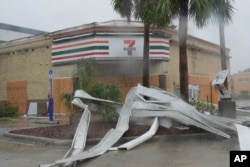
left=40, top=84, right=250, bottom=167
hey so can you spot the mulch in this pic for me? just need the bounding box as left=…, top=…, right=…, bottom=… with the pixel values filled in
left=9, top=121, right=206, bottom=140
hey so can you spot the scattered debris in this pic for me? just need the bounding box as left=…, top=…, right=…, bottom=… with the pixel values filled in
left=40, top=84, right=250, bottom=167
left=235, top=124, right=250, bottom=150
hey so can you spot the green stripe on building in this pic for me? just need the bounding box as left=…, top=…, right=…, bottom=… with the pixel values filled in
left=149, top=46, right=169, bottom=50
left=52, top=46, right=109, bottom=56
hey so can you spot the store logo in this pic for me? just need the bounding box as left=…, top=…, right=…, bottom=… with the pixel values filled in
left=124, top=40, right=136, bottom=56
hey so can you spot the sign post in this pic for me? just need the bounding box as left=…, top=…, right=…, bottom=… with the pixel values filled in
left=48, top=69, right=54, bottom=121
left=211, top=70, right=230, bottom=99
left=212, top=70, right=236, bottom=118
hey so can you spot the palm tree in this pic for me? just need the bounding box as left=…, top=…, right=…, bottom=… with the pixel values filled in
left=178, top=0, right=189, bottom=102
left=112, top=1, right=234, bottom=103
left=210, top=0, right=234, bottom=70
left=210, top=0, right=235, bottom=90
left=157, top=0, right=233, bottom=102
left=111, top=0, right=173, bottom=88
left=177, top=0, right=212, bottom=102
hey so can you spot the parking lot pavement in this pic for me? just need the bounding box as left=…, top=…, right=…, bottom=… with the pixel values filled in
left=0, top=114, right=243, bottom=167
left=0, top=132, right=240, bottom=167
left=77, top=134, right=239, bottom=167
left=0, top=140, right=68, bottom=167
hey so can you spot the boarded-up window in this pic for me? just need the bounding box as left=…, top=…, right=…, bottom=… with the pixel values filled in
left=7, top=81, right=27, bottom=114
left=53, top=78, right=73, bottom=114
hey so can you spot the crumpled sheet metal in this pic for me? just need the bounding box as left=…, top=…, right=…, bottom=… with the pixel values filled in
left=40, top=87, right=137, bottom=167
left=132, top=110, right=231, bottom=138
left=41, top=84, right=250, bottom=166
left=235, top=123, right=250, bottom=150
left=62, top=103, right=91, bottom=167
left=136, top=85, right=237, bottom=135
left=110, top=117, right=159, bottom=151
left=40, top=103, right=91, bottom=167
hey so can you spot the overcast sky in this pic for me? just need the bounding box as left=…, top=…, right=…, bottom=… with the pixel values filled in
left=0, top=0, right=248, bottom=74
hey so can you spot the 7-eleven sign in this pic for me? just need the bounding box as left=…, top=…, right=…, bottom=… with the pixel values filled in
left=123, top=40, right=136, bottom=56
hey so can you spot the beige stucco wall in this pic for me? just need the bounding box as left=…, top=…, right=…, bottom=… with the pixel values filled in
left=0, top=32, right=230, bottom=101
left=0, top=24, right=232, bottom=113
left=166, top=29, right=231, bottom=93
left=53, top=64, right=76, bottom=79
left=232, top=72, right=250, bottom=97
left=0, top=35, right=52, bottom=101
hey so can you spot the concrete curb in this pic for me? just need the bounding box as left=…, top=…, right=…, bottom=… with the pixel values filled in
left=3, top=131, right=72, bottom=146
left=3, top=129, right=235, bottom=147
left=3, top=130, right=137, bottom=147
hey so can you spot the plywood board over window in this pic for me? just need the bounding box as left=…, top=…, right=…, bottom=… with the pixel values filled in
left=53, top=78, right=73, bottom=114
left=7, top=81, right=27, bottom=114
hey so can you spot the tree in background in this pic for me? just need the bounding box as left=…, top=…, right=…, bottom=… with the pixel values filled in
left=111, top=0, right=217, bottom=102
left=209, top=0, right=235, bottom=71
left=173, top=0, right=213, bottom=102
left=112, top=0, right=235, bottom=103
left=111, top=0, right=174, bottom=88
left=156, top=0, right=234, bottom=102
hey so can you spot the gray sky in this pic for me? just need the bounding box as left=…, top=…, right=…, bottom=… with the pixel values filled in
left=0, top=0, right=248, bottom=74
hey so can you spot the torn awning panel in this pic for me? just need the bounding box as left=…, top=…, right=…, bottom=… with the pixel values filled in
left=235, top=124, right=250, bottom=150
left=40, top=84, right=250, bottom=167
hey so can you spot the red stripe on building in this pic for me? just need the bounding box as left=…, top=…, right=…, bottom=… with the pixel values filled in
left=150, top=52, right=169, bottom=55
left=52, top=40, right=109, bottom=50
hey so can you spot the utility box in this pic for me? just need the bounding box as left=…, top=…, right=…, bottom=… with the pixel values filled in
left=212, top=70, right=236, bottom=118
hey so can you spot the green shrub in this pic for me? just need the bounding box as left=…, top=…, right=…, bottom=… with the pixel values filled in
left=60, top=92, right=74, bottom=112
left=88, top=82, right=121, bottom=102
left=61, top=58, right=121, bottom=123
left=189, top=100, right=217, bottom=115
left=61, top=82, right=121, bottom=122
left=88, top=82, right=121, bottom=122
left=0, top=103, right=18, bottom=117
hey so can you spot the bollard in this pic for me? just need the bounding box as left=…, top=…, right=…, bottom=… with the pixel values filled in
left=48, top=97, right=54, bottom=121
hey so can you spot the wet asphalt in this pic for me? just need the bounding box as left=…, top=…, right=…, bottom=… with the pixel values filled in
left=0, top=117, right=241, bottom=167
left=80, top=134, right=239, bottom=167
left=2, top=99, right=249, bottom=167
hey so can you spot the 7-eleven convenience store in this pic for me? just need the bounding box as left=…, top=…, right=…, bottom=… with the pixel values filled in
left=0, top=20, right=229, bottom=115
left=50, top=21, right=172, bottom=113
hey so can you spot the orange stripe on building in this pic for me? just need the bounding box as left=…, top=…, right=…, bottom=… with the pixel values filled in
left=52, top=40, right=109, bottom=50
left=150, top=40, right=169, bottom=45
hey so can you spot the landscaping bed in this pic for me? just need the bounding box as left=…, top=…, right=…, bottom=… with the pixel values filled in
left=9, top=121, right=206, bottom=140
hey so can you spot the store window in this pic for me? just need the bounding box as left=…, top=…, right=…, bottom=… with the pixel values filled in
left=189, top=84, right=199, bottom=101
